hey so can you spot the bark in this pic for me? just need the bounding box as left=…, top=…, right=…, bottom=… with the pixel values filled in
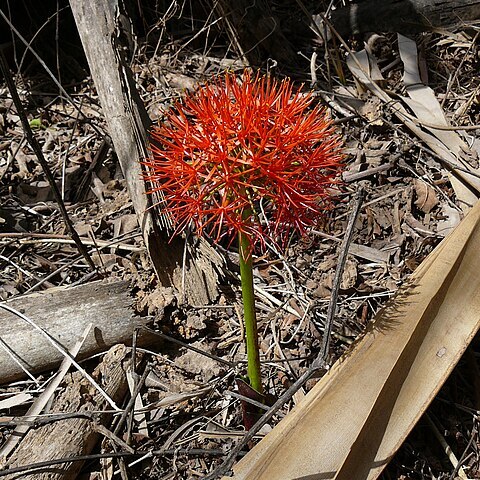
left=2, top=344, right=136, bottom=480
left=69, top=1, right=224, bottom=305
left=328, top=0, right=480, bottom=36
left=0, top=280, right=156, bottom=384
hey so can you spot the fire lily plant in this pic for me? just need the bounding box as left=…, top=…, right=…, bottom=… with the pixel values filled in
left=145, top=71, right=343, bottom=396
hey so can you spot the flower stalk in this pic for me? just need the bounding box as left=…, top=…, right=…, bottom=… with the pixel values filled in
left=238, top=218, right=263, bottom=394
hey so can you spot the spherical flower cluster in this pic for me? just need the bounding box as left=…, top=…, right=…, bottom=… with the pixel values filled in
left=144, top=71, right=343, bottom=250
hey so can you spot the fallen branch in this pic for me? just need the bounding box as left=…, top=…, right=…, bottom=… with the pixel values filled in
left=327, top=0, right=480, bottom=36
left=0, top=280, right=158, bottom=384
left=1, top=345, right=138, bottom=479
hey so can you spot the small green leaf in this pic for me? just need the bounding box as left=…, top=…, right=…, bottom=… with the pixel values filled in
left=29, top=118, right=44, bottom=129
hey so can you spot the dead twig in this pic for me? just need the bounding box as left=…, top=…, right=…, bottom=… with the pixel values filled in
left=0, top=51, right=96, bottom=272
left=342, top=163, right=393, bottom=183
left=0, top=448, right=236, bottom=478
left=319, top=187, right=365, bottom=362
left=141, top=326, right=236, bottom=368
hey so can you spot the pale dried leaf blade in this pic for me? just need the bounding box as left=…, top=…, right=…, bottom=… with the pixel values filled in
left=397, top=34, right=480, bottom=208
left=0, top=393, right=32, bottom=410
left=126, top=370, right=149, bottom=437
left=346, top=47, right=480, bottom=196
left=227, top=200, right=480, bottom=480
left=397, top=34, right=470, bottom=156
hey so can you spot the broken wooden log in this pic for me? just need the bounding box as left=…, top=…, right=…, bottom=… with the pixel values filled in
left=0, top=280, right=159, bottom=384
left=2, top=344, right=136, bottom=479
left=327, top=0, right=480, bottom=35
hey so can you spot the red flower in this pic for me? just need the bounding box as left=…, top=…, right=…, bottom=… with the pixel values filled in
left=144, top=71, right=343, bottom=250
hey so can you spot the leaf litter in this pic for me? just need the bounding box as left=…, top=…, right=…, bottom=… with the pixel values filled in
left=1, top=7, right=480, bottom=480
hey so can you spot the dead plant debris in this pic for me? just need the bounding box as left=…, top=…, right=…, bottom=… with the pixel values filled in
left=1, top=3, right=480, bottom=479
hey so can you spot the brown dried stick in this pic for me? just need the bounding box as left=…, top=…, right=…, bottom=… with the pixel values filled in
left=0, top=52, right=96, bottom=272
left=319, top=187, right=365, bottom=361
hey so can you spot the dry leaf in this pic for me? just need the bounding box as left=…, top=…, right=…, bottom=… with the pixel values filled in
left=436, top=205, right=462, bottom=237
left=10, top=147, right=34, bottom=180
left=359, top=96, right=384, bottom=126
left=346, top=43, right=480, bottom=198
left=341, top=257, right=357, bottom=289
left=349, top=244, right=390, bottom=264
left=413, top=179, right=438, bottom=213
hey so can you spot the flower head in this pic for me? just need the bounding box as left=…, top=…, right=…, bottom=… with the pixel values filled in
left=144, top=71, right=343, bottom=250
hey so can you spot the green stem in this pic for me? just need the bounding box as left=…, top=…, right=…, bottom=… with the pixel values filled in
left=238, top=228, right=263, bottom=395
